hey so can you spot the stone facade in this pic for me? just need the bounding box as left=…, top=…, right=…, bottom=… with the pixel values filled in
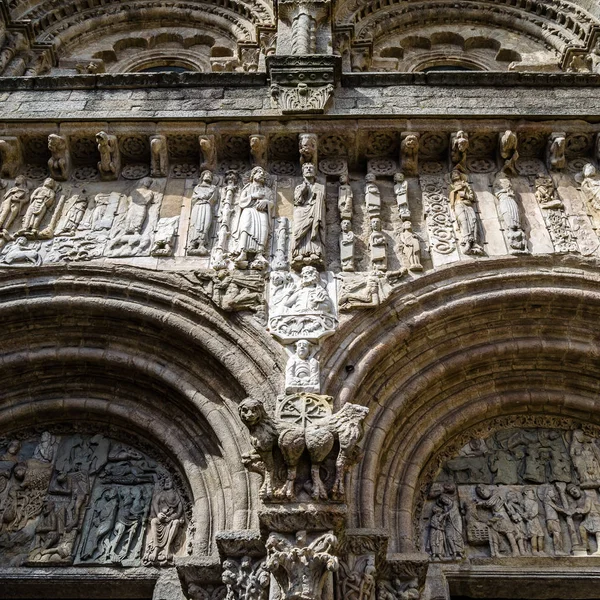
left=2, top=1, right=600, bottom=599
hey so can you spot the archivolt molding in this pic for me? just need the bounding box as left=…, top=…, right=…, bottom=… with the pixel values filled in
left=320, top=256, right=600, bottom=551
left=334, top=0, right=600, bottom=71
left=0, top=264, right=284, bottom=552
left=0, top=0, right=273, bottom=74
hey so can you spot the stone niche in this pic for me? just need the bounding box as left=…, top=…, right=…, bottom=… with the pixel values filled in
left=0, top=429, right=191, bottom=568
left=419, top=419, right=600, bottom=561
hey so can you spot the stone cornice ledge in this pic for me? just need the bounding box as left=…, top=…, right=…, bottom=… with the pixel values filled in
left=0, top=71, right=600, bottom=92
left=0, top=72, right=268, bottom=91
left=343, top=71, right=600, bottom=87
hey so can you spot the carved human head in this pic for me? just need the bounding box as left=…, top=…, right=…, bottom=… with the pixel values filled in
left=402, top=134, right=418, bottom=150
left=567, top=484, right=582, bottom=499
left=365, top=172, right=376, bottom=183
left=200, top=170, right=213, bottom=184
left=13, top=463, right=27, bottom=481
left=475, top=484, right=491, bottom=500
left=43, top=178, right=56, bottom=189
left=300, top=265, right=319, bottom=287
left=250, top=166, right=266, bottom=184
left=341, top=219, right=351, bottom=232
left=238, top=397, right=267, bottom=427
left=295, top=339, right=311, bottom=359
left=394, top=172, right=405, bottom=184
left=403, top=221, right=412, bottom=231
left=302, top=162, right=316, bottom=178
left=523, top=487, right=535, bottom=499
left=6, top=440, right=20, bottom=455
left=47, top=134, right=64, bottom=151
left=163, top=477, right=173, bottom=490
left=371, top=217, right=381, bottom=231
left=339, top=173, right=348, bottom=185
left=14, top=175, right=27, bottom=187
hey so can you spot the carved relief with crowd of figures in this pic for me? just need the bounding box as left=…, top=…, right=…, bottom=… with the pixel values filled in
left=420, top=420, right=600, bottom=560
left=0, top=430, right=190, bottom=568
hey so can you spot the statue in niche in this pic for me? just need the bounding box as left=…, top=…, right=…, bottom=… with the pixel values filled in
left=451, top=130, right=469, bottom=172
left=364, top=173, right=381, bottom=218
left=449, top=170, right=484, bottom=255
left=394, top=172, right=410, bottom=220
left=188, top=170, right=218, bottom=255
left=339, top=219, right=355, bottom=272
left=535, top=174, right=563, bottom=210
left=30, top=500, right=60, bottom=554
left=33, top=431, right=58, bottom=463
left=338, top=173, right=353, bottom=220
left=399, top=221, right=423, bottom=272
left=279, top=265, right=334, bottom=314
left=231, top=166, right=274, bottom=270
left=0, top=175, right=29, bottom=231
left=499, top=130, right=519, bottom=176
left=369, top=217, right=387, bottom=272
left=569, top=428, right=600, bottom=488
left=401, top=133, right=419, bottom=177
left=106, top=486, right=147, bottom=562
left=150, top=135, right=168, bottom=178
left=565, top=485, right=600, bottom=554
left=285, top=339, right=320, bottom=394
left=124, top=178, right=155, bottom=235
left=493, top=174, right=528, bottom=254
left=543, top=487, right=566, bottom=554
left=20, top=177, right=56, bottom=236
left=96, top=131, right=120, bottom=179
left=504, top=490, right=527, bottom=554
left=238, top=396, right=368, bottom=501
left=522, top=487, right=545, bottom=554
left=579, top=163, right=600, bottom=211
left=143, top=477, right=184, bottom=565
left=79, top=488, right=119, bottom=561
left=57, top=192, right=88, bottom=236
left=474, top=484, right=521, bottom=557
left=428, top=483, right=464, bottom=560
left=291, top=162, right=326, bottom=269
left=47, top=134, right=70, bottom=181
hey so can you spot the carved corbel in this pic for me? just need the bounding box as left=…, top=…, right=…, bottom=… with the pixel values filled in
left=96, top=131, right=120, bottom=181
left=498, top=130, right=519, bottom=175
left=400, top=132, right=420, bottom=177
left=249, top=134, right=267, bottom=168
left=150, top=135, right=169, bottom=177
left=0, top=136, right=22, bottom=178
left=47, top=134, right=71, bottom=181
left=450, top=130, right=469, bottom=173
left=546, top=132, right=566, bottom=171
left=299, top=133, right=318, bottom=166
left=199, top=134, right=216, bottom=172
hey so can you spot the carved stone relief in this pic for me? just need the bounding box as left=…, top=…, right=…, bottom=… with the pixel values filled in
left=239, top=395, right=368, bottom=502
left=421, top=426, right=600, bottom=560
left=0, top=432, right=188, bottom=568
left=268, top=266, right=337, bottom=343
